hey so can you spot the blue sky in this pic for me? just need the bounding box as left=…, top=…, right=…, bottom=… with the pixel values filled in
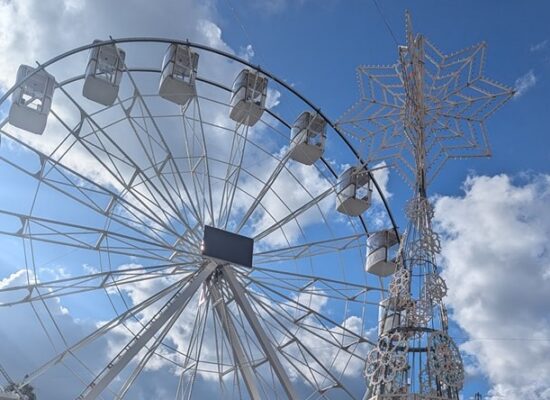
left=217, top=0, right=549, bottom=181
left=0, top=1, right=549, bottom=399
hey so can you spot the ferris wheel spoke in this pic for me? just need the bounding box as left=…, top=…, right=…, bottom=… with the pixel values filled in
left=116, top=289, right=191, bottom=399
left=235, top=151, right=291, bottom=234
left=178, top=289, right=212, bottom=400
left=209, top=279, right=262, bottom=400
left=250, top=266, right=373, bottom=294
left=0, top=129, right=184, bottom=242
left=221, top=265, right=299, bottom=400
left=253, top=233, right=366, bottom=264
left=253, top=186, right=334, bottom=242
left=77, top=262, right=216, bottom=400
left=217, top=122, right=250, bottom=230
left=245, top=288, right=367, bottom=380
left=185, top=96, right=218, bottom=226
left=0, top=262, right=197, bottom=307
left=114, top=94, right=204, bottom=230
left=19, top=272, right=191, bottom=390
left=102, top=62, right=200, bottom=229
left=241, top=293, right=339, bottom=394
left=75, top=125, right=185, bottom=233
left=0, top=209, right=183, bottom=261
left=245, top=271, right=373, bottom=306
left=180, top=113, right=213, bottom=227
left=248, top=298, right=363, bottom=400
left=115, top=113, right=196, bottom=229
left=241, top=273, right=374, bottom=348
left=119, top=53, right=209, bottom=228
left=48, top=85, right=191, bottom=235
left=49, top=105, right=184, bottom=234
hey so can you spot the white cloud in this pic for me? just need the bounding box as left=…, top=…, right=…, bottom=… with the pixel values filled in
left=435, top=174, right=550, bottom=400
left=371, top=161, right=392, bottom=202
left=252, top=0, right=288, bottom=14
left=197, top=19, right=233, bottom=52
left=513, top=70, right=537, bottom=98
left=0, top=0, right=217, bottom=90
left=0, top=268, right=100, bottom=398
left=238, top=44, right=255, bottom=62
left=530, top=39, right=548, bottom=52
left=0, top=1, right=372, bottom=398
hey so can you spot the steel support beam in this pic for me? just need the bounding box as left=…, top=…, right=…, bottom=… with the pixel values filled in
left=221, top=265, right=298, bottom=400
left=253, top=187, right=333, bottom=241
left=77, top=262, right=217, bottom=400
left=209, top=280, right=261, bottom=400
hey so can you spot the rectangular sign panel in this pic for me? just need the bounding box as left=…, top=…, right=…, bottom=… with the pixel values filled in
left=202, top=225, right=254, bottom=268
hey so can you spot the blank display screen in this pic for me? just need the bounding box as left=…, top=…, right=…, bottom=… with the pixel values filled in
left=202, top=225, right=254, bottom=268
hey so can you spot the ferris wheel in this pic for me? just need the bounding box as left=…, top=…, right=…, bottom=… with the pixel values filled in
left=0, top=38, right=399, bottom=399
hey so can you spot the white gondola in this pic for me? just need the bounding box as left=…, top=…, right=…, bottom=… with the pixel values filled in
left=366, top=229, right=399, bottom=277
left=8, top=65, right=55, bottom=135
left=336, top=166, right=372, bottom=216
left=288, top=111, right=326, bottom=165
left=378, top=298, right=402, bottom=336
left=229, top=69, right=267, bottom=127
left=158, top=44, right=199, bottom=106
left=82, top=40, right=126, bottom=106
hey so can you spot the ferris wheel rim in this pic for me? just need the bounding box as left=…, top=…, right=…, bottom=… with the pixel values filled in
left=0, top=37, right=398, bottom=399
left=0, top=36, right=399, bottom=239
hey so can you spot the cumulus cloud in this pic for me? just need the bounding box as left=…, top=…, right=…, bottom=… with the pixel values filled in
left=0, top=0, right=218, bottom=90
left=435, top=174, right=550, bottom=400
left=0, top=2, right=374, bottom=399
left=513, top=70, right=537, bottom=98
left=371, top=161, right=392, bottom=202
left=0, top=268, right=101, bottom=398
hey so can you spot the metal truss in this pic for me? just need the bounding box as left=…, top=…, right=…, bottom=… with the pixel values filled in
left=0, top=38, right=398, bottom=399
left=337, top=14, right=515, bottom=190
left=337, top=13, right=514, bottom=400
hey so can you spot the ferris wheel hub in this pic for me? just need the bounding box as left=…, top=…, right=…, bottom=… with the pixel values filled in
left=201, top=225, right=254, bottom=268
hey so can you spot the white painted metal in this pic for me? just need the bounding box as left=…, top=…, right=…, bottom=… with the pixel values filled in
left=0, top=38, right=402, bottom=400
left=289, top=111, right=326, bottom=165
left=221, top=265, right=298, bottom=400
left=209, top=281, right=261, bottom=400
left=8, top=65, right=55, bottom=134
left=254, top=186, right=334, bottom=241
left=377, top=298, right=401, bottom=336
left=229, top=69, right=267, bottom=126
left=78, top=262, right=216, bottom=400
left=17, top=278, right=188, bottom=390
left=0, top=393, right=19, bottom=400
left=158, top=43, right=199, bottom=106
left=336, top=166, right=372, bottom=216
left=366, top=230, right=399, bottom=277
left=82, top=40, right=126, bottom=106
left=337, top=13, right=514, bottom=400
left=235, top=152, right=291, bottom=233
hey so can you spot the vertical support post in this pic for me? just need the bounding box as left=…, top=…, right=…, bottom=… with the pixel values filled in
left=209, top=280, right=261, bottom=400
left=78, top=262, right=217, bottom=400
left=221, top=265, right=298, bottom=400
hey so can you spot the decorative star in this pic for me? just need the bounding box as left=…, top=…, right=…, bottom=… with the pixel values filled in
left=337, top=13, right=515, bottom=189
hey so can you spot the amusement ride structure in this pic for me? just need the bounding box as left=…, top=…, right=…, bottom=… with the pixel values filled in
left=0, top=11, right=512, bottom=400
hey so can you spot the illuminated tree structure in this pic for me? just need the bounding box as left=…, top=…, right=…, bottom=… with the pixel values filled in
left=337, top=13, right=514, bottom=400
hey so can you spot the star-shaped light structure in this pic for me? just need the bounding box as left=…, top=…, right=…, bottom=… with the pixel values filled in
left=337, top=13, right=515, bottom=400
left=337, top=13, right=515, bottom=190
